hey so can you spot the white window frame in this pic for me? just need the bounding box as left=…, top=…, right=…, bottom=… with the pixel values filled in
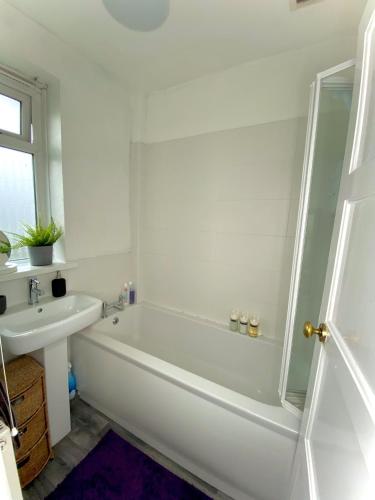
left=0, top=82, right=31, bottom=142
left=0, top=68, right=50, bottom=232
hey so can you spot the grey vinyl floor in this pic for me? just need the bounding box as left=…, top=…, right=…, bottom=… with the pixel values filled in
left=22, top=397, right=232, bottom=500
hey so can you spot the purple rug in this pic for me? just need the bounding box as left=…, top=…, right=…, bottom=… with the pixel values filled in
left=47, top=430, right=212, bottom=500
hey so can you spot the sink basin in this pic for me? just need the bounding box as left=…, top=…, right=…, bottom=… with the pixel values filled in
left=0, top=294, right=102, bottom=355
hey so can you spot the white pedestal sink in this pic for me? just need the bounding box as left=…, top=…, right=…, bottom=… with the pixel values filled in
left=0, top=294, right=102, bottom=445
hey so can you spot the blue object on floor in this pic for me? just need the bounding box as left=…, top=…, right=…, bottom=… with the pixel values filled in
left=68, top=362, right=77, bottom=400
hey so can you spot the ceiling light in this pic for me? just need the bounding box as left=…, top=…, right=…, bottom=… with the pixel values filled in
left=103, top=0, right=170, bottom=32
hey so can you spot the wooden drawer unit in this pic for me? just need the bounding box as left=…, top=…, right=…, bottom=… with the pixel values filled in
left=0, top=355, right=52, bottom=488
left=15, top=405, right=47, bottom=461
left=17, top=432, right=50, bottom=488
left=12, top=377, right=44, bottom=427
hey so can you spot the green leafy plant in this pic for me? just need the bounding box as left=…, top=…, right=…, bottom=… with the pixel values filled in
left=10, top=218, right=63, bottom=248
left=0, top=241, right=11, bottom=254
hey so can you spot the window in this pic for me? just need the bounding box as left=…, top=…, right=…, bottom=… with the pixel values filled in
left=0, top=69, right=48, bottom=260
left=0, top=93, right=21, bottom=134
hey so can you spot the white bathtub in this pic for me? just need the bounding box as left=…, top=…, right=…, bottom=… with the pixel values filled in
left=72, top=304, right=299, bottom=500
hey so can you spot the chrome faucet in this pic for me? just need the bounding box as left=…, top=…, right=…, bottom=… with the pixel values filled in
left=102, top=294, right=125, bottom=318
left=28, top=277, right=44, bottom=305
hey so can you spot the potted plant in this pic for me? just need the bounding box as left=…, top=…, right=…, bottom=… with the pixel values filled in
left=11, top=218, right=63, bottom=266
left=0, top=233, right=11, bottom=267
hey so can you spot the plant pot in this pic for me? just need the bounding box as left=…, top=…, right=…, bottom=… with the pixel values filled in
left=0, top=253, right=8, bottom=266
left=28, top=245, right=53, bottom=266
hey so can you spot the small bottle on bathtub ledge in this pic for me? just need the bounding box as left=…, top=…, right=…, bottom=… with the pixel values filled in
left=248, top=314, right=260, bottom=337
left=122, top=282, right=129, bottom=304
left=229, top=309, right=240, bottom=332
left=239, top=312, right=249, bottom=335
left=128, top=281, right=136, bottom=305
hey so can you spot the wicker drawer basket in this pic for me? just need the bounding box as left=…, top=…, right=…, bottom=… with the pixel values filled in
left=17, top=432, right=51, bottom=488
left=1, top=356, right=52, bottom=488
left=15, top=404, right=47, bottom=461
left=12, top=377, right=45, bottom=427
left=0, top=355, right=43, bottom=397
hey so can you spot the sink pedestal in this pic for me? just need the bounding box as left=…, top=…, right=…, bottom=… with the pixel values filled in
left=31, top=338, right=71, bottom=446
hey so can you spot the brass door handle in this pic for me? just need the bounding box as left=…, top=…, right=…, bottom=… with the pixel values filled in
left=303, top=321, right=329, bottom=343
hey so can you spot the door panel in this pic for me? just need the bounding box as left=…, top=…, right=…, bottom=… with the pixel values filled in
left=334, top=198, right=375, bottom=391
left=354, top=11, right=375, bottom=170
left=290, top=1, right=375, bottom=499
left=310, top=346, right=373, bottom=500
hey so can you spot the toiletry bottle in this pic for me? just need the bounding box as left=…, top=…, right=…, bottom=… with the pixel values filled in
left=52, top=271, right=66, bottom=297
left=248, top=314, right=260, bottom=337
left=229, top=309, right=239, bottom=332
left=68, top=362, right=77, bottom=400
left=129, top=281, right=136, bottom=304
left=239, top=313, right=249, bottom=335
left=122, top=282, right=129, bottom=304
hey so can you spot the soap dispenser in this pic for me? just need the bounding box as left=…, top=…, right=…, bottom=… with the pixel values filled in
left=52, top=271, right=66, bottom=297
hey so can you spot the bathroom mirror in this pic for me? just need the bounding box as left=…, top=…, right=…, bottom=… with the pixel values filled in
left=280, top=62, right=355, bottom=412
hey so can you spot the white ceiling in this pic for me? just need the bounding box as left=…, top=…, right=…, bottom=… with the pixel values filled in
left=6, top=0, right=366, bottom=91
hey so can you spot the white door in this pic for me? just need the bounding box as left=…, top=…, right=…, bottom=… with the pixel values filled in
left=290, top=1, right=375, bottom=499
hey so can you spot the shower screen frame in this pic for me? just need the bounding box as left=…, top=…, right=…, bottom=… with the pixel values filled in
left=278, top=59, right=356, bottom=416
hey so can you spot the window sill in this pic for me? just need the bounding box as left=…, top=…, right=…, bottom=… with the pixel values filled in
left=0, top=261, right=78, bottom=283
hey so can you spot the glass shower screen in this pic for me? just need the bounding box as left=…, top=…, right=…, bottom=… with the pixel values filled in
left=284, top=65, right=354, bottom=411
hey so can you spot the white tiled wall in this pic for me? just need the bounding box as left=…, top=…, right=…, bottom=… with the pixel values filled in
left=136, top=117, right=306, bottom=340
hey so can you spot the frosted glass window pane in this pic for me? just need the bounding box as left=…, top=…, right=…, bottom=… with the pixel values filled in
left=0, top=146, right=36, bottom=260
left=0, top=94, right=21, bottom=134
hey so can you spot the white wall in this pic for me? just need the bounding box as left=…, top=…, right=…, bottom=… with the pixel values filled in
left=143, top=36, right=356, bottom=143
left=136, top=119, right=304, bottom=339
left=134, top=35, right=357, bottom=340
left=0, top=0, right=135, bottom=308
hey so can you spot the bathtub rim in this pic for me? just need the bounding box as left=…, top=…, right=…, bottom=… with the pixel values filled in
left=117, top=301, right=284, bottom=348
left=76, top=315, right=300, bottom=440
